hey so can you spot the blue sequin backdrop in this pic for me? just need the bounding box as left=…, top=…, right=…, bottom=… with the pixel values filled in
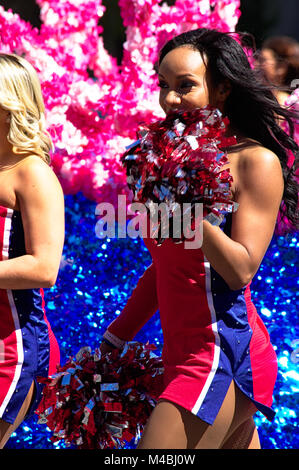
left=5, top=192, right=298, bottom=450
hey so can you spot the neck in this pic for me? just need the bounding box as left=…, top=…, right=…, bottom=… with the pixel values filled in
left=0, top=136, right=19, bottom=169
left=224, top=123, right=245, bottom=141
left=219, top=123, right=254, bottom=152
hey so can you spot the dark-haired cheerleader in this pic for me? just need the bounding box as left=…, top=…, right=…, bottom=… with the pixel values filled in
left=102, top=28, right=298, bottom=449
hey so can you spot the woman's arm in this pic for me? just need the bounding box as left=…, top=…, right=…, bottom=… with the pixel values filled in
left=104, top=261, right=159, bottom=342
left=201, top=147, right=284, bottom=290
left=0, top=156, right=65, bottom=289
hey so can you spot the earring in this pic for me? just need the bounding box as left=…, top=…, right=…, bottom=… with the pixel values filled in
left=5, top=114, right=10, bottom=123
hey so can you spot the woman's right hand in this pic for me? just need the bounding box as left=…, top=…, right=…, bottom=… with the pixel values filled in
left=99, top=341, right=117, bottom=355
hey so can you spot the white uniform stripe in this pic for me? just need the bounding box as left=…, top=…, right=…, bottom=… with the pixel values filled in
left=1, top=207, right=13, bottom=261
left=0, top=209, right=24, bottom=418
left=191, top=257, right=221, bottom=415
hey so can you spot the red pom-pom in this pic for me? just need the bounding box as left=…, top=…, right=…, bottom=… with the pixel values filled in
left=36, top=342, right=164, bottom=449
left=121, top=106, right=239, bottom=244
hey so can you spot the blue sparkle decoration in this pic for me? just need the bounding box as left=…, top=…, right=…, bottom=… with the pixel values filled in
left=4, top=193, right=298, bottom=449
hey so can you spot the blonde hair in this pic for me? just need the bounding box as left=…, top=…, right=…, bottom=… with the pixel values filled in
left=0, top=53, right=53, bottom=164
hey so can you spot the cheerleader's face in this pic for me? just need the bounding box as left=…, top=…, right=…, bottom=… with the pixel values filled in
left=158, top=46, right=228, bottom=115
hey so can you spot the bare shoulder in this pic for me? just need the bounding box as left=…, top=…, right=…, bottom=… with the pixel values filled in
left=14, top=155, right=64, bottom=213
left=236, top=144, right=284, bottom=190
left=14, top=155, right=62, bottom=193
left=238, top=143, right=282, bottom=171
left=15, top=154, right=56, bottom=179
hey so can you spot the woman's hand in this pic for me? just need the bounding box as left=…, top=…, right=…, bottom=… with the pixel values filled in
left=99, top=341, right=117, bottom=355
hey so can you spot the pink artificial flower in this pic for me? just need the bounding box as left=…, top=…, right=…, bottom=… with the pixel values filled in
left=0, top=0, right=241, bottom=206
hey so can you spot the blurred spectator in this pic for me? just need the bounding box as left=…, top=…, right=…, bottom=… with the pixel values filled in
left=258, top=35, right=299, bottom=105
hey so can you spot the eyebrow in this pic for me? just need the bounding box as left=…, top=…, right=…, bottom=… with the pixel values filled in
left=158, top=73, right=197, bottom=79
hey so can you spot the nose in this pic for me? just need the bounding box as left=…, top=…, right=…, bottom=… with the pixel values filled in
left=162, top=90, right=182, bottom=112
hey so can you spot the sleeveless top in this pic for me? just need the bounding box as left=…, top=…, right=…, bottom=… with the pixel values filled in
left=109, top=211, right=277, bottom=425
left=0, top=204, right=60, bottom=424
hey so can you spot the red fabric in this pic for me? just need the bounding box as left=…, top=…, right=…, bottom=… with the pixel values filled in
left=0, top=289, right=18, bottom=409
left=40, top=288, right=60, bottom=375
left=108, top=262, right=158, bottom=341
left=245, top=285, right=278, bottom=408
left=105, top=212, right=277, bottom=420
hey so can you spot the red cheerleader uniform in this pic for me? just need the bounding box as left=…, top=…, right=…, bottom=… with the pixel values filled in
left=0, top=204, right=60, bottom=425
left=107, top=212, right=277, bottom=425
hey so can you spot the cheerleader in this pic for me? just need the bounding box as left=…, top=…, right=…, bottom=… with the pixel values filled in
left=101, top=29, right=298, bottom=449
left=0, top=54, right=64, bottom=448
